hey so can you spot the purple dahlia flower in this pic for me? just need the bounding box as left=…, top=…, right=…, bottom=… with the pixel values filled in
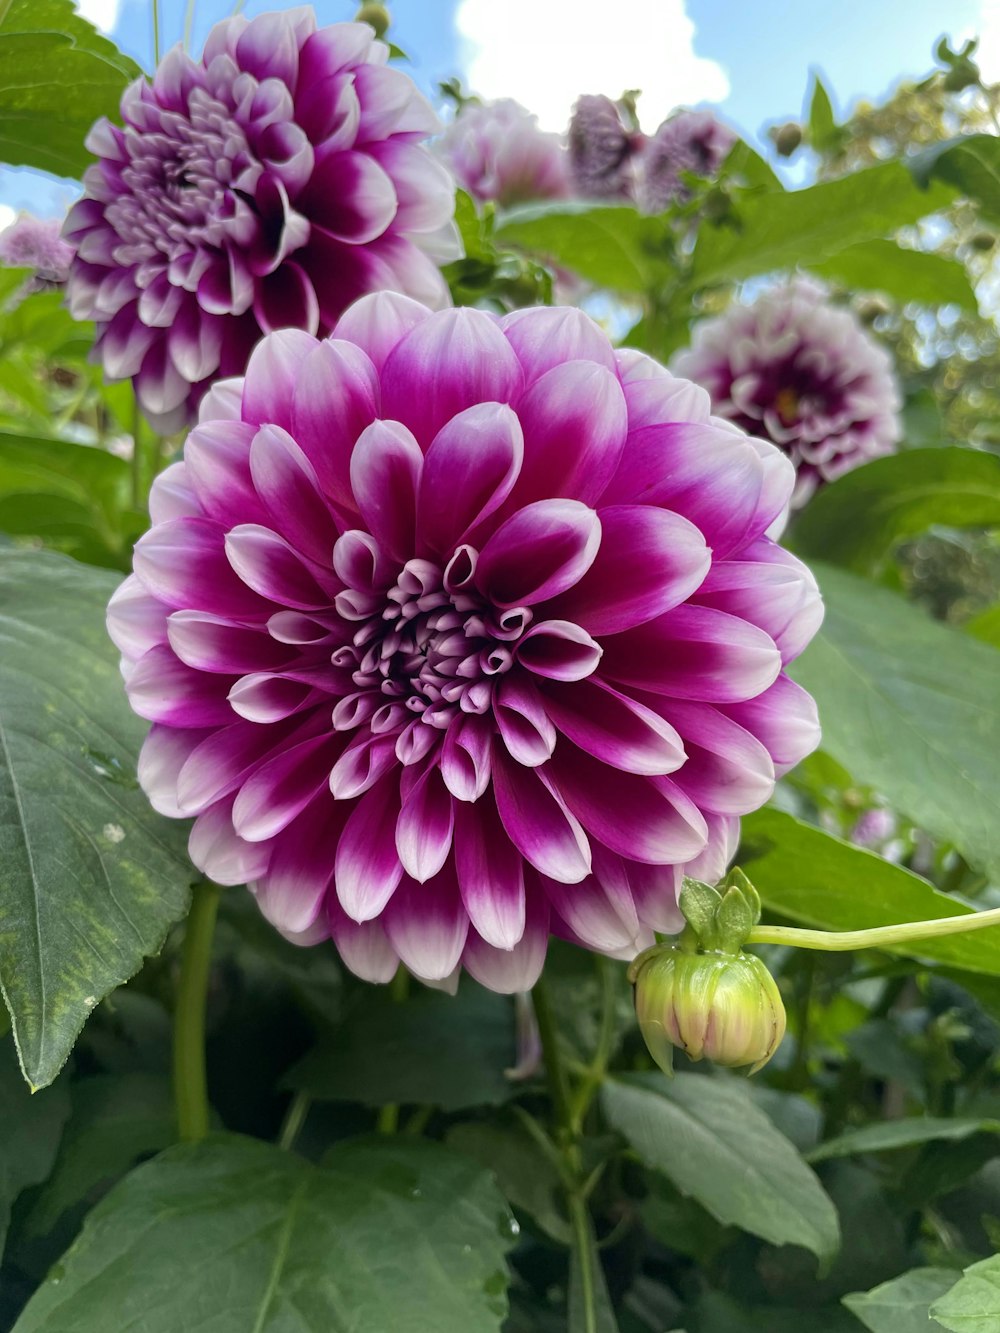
left=0, top=213, right=74, bottom=290
left=673, top=279, right=902, bottom=506
left=437, top=98, right=570, bottom=208
left=109, top=295, right=823, bottom=990
left=636, top=110, right=737, bottom=214
left=63, top=10, right=459, bottom=432
left=568, top=94, right=645, bottom=202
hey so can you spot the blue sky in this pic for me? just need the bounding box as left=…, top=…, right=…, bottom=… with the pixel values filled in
left=0, top=0, right=988, bottom=222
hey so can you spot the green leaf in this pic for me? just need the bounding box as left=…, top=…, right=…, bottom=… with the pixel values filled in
left=965, top=604, right=1000, bottom=648
left=0, top=0, right=140, bottom=178
left=13, top=1134, right=515, bottom=1333
left=844, top=1267, right=956, bottom=1333
left=23, top=1073, right=175, bottom=1238
left=807, top=239, right=978, bottom=311
left=691, top=162, right=955, bottom=287
left=284, top=980, right=515, bottom=1111
left=930, top=1255, right=1000, bottom=1333
left=910, top=135, right=1000, bottom=221
left=0, top=1036, right=70, bottom=1259
left=497, top=202, right=665, bottom=292
left=790, top=449, right=1000, bottom=574
left=0, top=432, right=135, bottom=568
left=809, top=1117, right=1000, bottom=1163
left=0, top=550, right=192, bottom=1089
left=808, top=74, right=839, bottom=152
left=568, top=1202, right=619, bottom=1333
left=741, top=809, right=1000, bottom=977
left=791, top=563, right=1000, bottom=883
left=447, top=1119, right=571, bottom=1243
left=601, top=1072, right=840, bottom=1262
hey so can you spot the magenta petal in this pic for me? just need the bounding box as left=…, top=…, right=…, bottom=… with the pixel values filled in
left=334, top=774, right=404, bottom=921
left=126, top=645, right=236, bottom=728
left=541, top=677, right=686, bottom=775
left=332, top=290, right=432, bottom=373
left=350, top=418, right=423, bottom=561
left=185, top=420, right=270, bottom=529
left=175, top=715, right=314, bottom=816
left=198, top=377, right=244, bottom=424
left=134, top=516, right=267, bottom=618
left=476, top=499, right=600, bottom=608
left=502, top=307, right=615, bottom=384
left=552, top=504, right=710, bottom=635
left=328, top=900, right=400, bottom=983
left=232, top=732, right=340, bottom=842
left=440, top=713, right=492, bottom=801
left=546, top=743, right=708, bottom=865
left=722, top=673, right=821, bottom=775
left=453, top=795, right=526, bottom=949
left=508, top=360, right=627, bottom=509
left=254, top=792, right=344, bottom=935
left=495, top=675, right=556, bottom=767
left=517, top=620, right=603, bottom=682
left=462, top=887, right=549, bottom=992
left=228, top=670, right=332, bottom=724
left=604, top=421, right=767, bottom=559
left=329, top=733, right=397, bottom=799
left=395, top=764, right=454, bottom=882
left=541, top=872, right=640, bottom=953
left=225, top=524, right=340, bottom=610
left=240, top=329, right=319, bottom=429
left=417, top=402, right=523, bottom=557
left=600, top=606, right=782, bottom=703
left=291, top=338, right=380, bottom=512
left=302, top=147, right=397, bottom=243
left=623, top=859, right=684, bottom=934
left=658, top=700, right=775, bottom=816
left=189, top=796, right=271, bottom=887
left=492, top=750, right=591, bottom=883
left=167, top=610, right=290, bottom=674
left=107, top=575, right=168, bottom=662
left=693, top=539, right=823, bottom=664
left=380, top=308, right=524, bottom=445
left=138, top=724, right=211, bottom=817
left=383, top=868, right=469, bottom=982
left=147, top=462, right=201, bottom=525
left=249, top=424, right=336, bottom=566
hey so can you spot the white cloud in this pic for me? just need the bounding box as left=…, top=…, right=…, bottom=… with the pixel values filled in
left=0, top=204, right=15, bottom=234
left=77, top=0, right=121, bottom=35
left=455, top=0, right=730, bottom=132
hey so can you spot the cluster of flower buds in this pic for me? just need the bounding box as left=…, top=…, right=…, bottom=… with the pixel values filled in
left=629, top=869, right=786, bottom=1075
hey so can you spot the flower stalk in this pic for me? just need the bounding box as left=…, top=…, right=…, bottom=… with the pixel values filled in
left=748, top=906, right=1000, bottom=953
left=173, top=879, right=220, bottom=1143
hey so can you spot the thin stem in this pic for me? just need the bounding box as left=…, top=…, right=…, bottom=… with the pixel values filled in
left=532, top=977, right=572, bottom=1139
left=129, top=393, right=142, bottom=511
left=569, top=1193, right=599, bottom=1333
left=173, top=880, right=220, bottom=1142
left=749, top=905, right=1000, bottom=953
left=403, top=1105, right=433, bottom=1136
left=151, top=0, right=161, bottom=66
left=377, top=1102, right=399, bottom=1134
left=277, top=1090, right=311, bottom=1152
left=376, top=966, right=410, bottom=1134
left=568, top=955, right=616, bottom=1135
left=183, top=0, right=197, bottom=53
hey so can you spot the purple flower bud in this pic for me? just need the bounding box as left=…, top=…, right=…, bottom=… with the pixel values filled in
left=633, top=946, right=786, bottom=1075
left=673, top=279, right=901, bottom=506
left=437, top=98, right=570, bottom=208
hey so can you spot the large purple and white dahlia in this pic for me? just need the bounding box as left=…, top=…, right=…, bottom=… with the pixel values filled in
left=674, top=279, right=901, bottom=506
left=110, top=296, right=823, bottom=990
left=64, top=9, right=458, bottom=431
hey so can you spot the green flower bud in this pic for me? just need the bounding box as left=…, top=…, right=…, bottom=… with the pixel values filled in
left=632, top=946, right=786, bottom=1076
left=355, top=3, right=390, bottom=38
left=770, top=122, right=802, bottom=157
left=970, top=231, right=996, bottom=252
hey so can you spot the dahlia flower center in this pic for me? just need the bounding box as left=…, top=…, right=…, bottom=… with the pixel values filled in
left=333, top=550, right=530, bottom=741
left=774, top=386, right=800, bottom=425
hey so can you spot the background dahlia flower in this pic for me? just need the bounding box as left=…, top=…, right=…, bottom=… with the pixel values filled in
left=109, top=295, right=823, bottom=991
left=437, top=98, right=570, bottom=208
left=636, top=110, right=737, bottom=213
left=0, top=213, right=74, bottom=293
left=674, top=278, right=902, bottom=506
left=64, top=9, right=459, bottom=431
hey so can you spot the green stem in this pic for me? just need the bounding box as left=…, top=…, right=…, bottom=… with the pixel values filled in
left=277, top=1090, right=311, bottom=1152
left=532, top=976, right=573, bottom=1140
left=130, top=394, right=142, bottom=511
left=569, top=1194, right=599, bottom=1333
left=568, top=955, right=616, bottom=1135
left=151, top=0, right=161, bottom=66
left=748, top=904, right=1000, bottom=953
left=376, top=966, right=410, bottom=1133
left=183, top=0, right=197, bottom=51
left=173, top=880, right=219, bottom=1142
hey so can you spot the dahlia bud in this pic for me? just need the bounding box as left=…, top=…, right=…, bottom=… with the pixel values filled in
left=355, top=3, right=390, bottom=37
left=970, top=230, right=996, bottom=252
left=771, top=122, right=803, bottom=157
left=632, top=946, right=786, bottom=1075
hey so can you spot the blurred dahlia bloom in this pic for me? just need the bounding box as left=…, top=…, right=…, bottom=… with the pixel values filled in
left=437, top=98, right=570, bottom=208
left=0, top=213, right=74, bottom=290
left=568, top=94, right=644, bottom=202
left=674, top=279, right=901, bottom=506
left=63, top=9, right=459, bottom=431
left=109, top=296, right=823, bottom=991
left=636, top=111, right=737, bottom=213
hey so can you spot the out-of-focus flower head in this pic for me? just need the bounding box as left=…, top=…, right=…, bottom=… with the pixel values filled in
left=568, top=94, right=645, bottom=202
left=673, top=279, right=901, bottom=506
left=437, top=97, right=570, bottom=208
left=110, top=296, right=823, bottom=991
left=636, top=110, right=737, bottom=213
left=0, top=213, right=74, bottom=291
left=64, top=9, right=460, bottom=431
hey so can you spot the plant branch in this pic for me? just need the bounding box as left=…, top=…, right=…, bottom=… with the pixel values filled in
left=749, top=905, right=1000, bottom=953
left=173, top=880, right=219, bottom=1142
